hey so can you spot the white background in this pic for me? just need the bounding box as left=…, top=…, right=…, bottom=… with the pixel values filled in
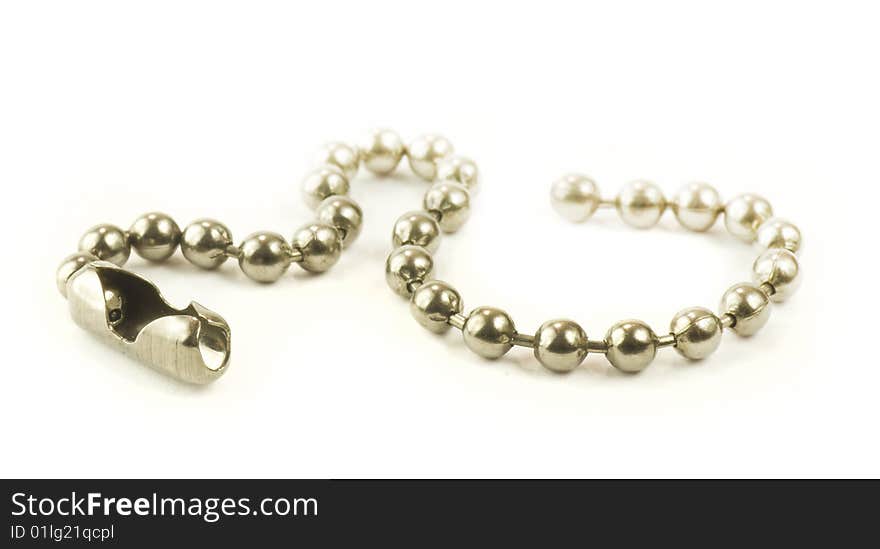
left=0, top=1, right=876, bottom=478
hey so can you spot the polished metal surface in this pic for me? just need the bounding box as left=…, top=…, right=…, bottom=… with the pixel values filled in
left=409, top=279, right=463, bottom=333
left=462, top=307, right=516, bottom=359
left=436, top=155, right=479, bottom=191
left=752, top=248, right=800, bottom=302
left=406, top=134, right=454, bottom=180
left=359, top=128, right=404, bottom=175
left=56, top=252, right=98, bottom=297
left=423, top=181, right=471, bottom=233
left=605, top=319, right=657, bottom=373
left=291, top=223, right=342, bottom=273
left=238, top=231, right=293, bottom=283
left=128, top=212, right=181, bottom=262
left=79, top=223, right=131, bottom=266
left=180, top=219, right=234, bottom=270
left=316, top=195, right=363, bottom=248
left=301, top=165, right=351, bottom=210
left=385, top=245, right=434, bottom=297
left=550, top=174, right=601, bottom=222
left=616, top=180, right=666, bottom=229
left=720, top=283, right=771, bottom=336
left=724, top=194, right=773, bottom=242
left=755, top=217, right=801, bottom=253
left=391, top=210, right=441, bottom=253
left=534, top=319, right=588, bottom=373
left=315, top=142, right=359, bottom=180
left=670, top=307, right=722, bottom=360
left=670, top=182, right=721, bottom=232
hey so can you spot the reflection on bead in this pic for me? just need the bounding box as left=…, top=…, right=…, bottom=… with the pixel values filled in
left=315, top=142, right=359, bottom=180
left=605, top=320, right=657, bottom=373
left=436, top=156, right=479, bottom=190
left=671, top=183, right=721, bottom=232
left=756, top=217, right=801, bottom=253
left=316, top=196, right=363, bottom=248
left=423, top=181, right=471, bottom=233
left=534, top=319, right=588, bottom=373
left=302, top=166, right=350, bottom=210
left=128, top=212, right=181, bottom=262
left=181, top=219, right=233, bottom=270
left=406, top=134, right=454, bottom=181
left=616, top=180, right=667, bottom=229
left=670, top=307, right=722, bottom=360
left=291, top=223, right=342, bottom=273
left=56, top=252, right=97, bottom=297
left=359, top=129, right=405, bottom=175
left=238, top=232, right=292, bottom=283
left=410, top=279, right=463, bottom=333
left=550, top=174, right=601, bottom=223
left=385, top=245, right=434, bottom=297
left=391, top=210, right=441, bottom=253
left=720, top=283, right=771, bottom=336
left=462, top=306, right=516, bottom=359
left=79, top=224, right=131, bottom=266
left=752, top=248, right=800, bottom=302
left=724, top=194, right=773, bottom=242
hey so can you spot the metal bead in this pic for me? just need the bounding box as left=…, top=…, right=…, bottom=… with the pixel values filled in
left=291, top=223, right=342, bottom=273
left=180, top=219, right=233, bottom=270
left=385, top=245, right=434, bottom=297
left=423, top=181, right=471, bottom=233
left=128, top=212, right=181, bottom=262
left=605, top=320, right=657, bottom=373
left=615, top=180, right=667, bottom=229
left=301, top=165, right=350, bottom=210
left=359, top=129, right=404, bottom=175
left=436, top=155, right=479, bottom=190
left=238, top=232, right=293, bottom=283
left=316, top=196, right=363, bottom=248
left=670, top=307, right=722, bottom=360
left=724, top=194, right=773, bottom=242
left=409, top=279, right=463, bottom=333
left=315, top=142, right=359, bottom=179
left=550, top=174, right=601, bottom=223
left=78, top=224, right=131, bottom=266
left=462, top=307, right=516, bottom=359
left=56, top=252, right=97, bottom=297
left=752, top=248, right=800, bottom=302
left=534, top=319, right=588, bottom=373
left=670, top=182, right=721, bottom=232
left=406, top=134, right=454, bottom=181
left=720, top=283, right=771, bottom=336
left=391, top=210, right=441, bottom=253
left=755, top=217, right=802, bottom=253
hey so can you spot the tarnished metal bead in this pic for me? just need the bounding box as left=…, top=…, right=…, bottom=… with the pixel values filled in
left=128, top=212, right=181, bottom=262
left=410, top=279, right=463, bottom=333
left=670, top=182, right=721, bottom=232
left=534, top=319, right=588, bottom=373
left=302, top=165, right=350, bottom=210
left=359, top=129, right=404, bottom=175
left=315, top=142, right=359, bottom=179
left=406, top=134, right=454, bottom=181
left=752, top=248, right=800, bottom=302
left=291, top=223, right=342, bottom=273
left=605, top=320, right=657, bottom=373
left=436, top=155, right=479, bottom=190
left=670, top=307, right=722, bottom=360
left=756, top=217, right=802, bottom=253
left=720, top=283, right=771, bottom=336
left=56, top=252, right=97, bottom=297
left=316, top=196, right=363, bottom=248
left=423, top=181, right=471, bottom=233
left=78, top=224, right=131, bottom=266
left=385, top=245, right=433, bottom=297
left=181, top=219, right=233, bottom=270
left=238, top=232, right=293, bottom=283
left=550, top=174, right=601, bottom=223
left=616, top=180, right=667, bottom=229
left=391, top=210, right=441, bottom=253
left=724, top=194, right=773, bottom=242
left=462, top=307, right=516, bottom=359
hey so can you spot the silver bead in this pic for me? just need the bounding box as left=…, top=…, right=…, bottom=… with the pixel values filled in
left=670, top=307, right=722, bottom=360
left=616, top=180, right=667, bottom=229
left=128, top=212, right=181, bottom=262
left=423, top=181, right=471, bottom=233
left=181, top=219, right=233, bottom=270
left=78, top=224, right=131, bottom=266
left=670, top=182, right=721, bottom=232
left=752, top=248, right=800, bottom=302
left=605, top=320, right=657, bottom=373
left=315, top=142, right=359, bottom=179
left=56, top=252, right=97, bottom=297
left=316, top=196, right=363, bottom=248
left=359, top=129, right=404, bottom=175
left=301, top=166, right=350, bottom=210
left=406, top=134, right=454, bottom=181
left=436, top=155, right=479, bottom=190
left=724, top=194, right=773, bottom=242
left=391, top=210, right=441, bottom=253
left=291, top=223, right=342, bottom=273
left=534, top=319, right=588, bottom=373
left=720, top=283, right=771, bottom=336
left=238, top=231, right=292, bottom=283
left=385, top=245, right=434, bottom=297
left=550, top=174, right=601, bottom=223
left=409, top=279, right=463, bottom=333
left=462, top=306, right=516, bottom=359
left=755, top=217, right=802, bottom=253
